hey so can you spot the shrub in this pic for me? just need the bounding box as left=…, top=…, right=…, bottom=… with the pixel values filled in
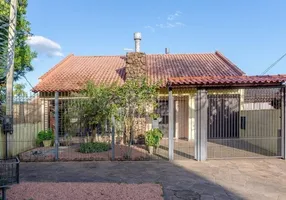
left=36, top=129, right=54, bottom=146
left=79, top=142, right=110, bottom=153
left=145, top=128, right=163, bottom=147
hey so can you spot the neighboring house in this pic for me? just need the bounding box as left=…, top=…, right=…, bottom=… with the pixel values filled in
left=32, top=33, right=286, bottom=161
left=0, top=95, right=42, bottom=158
left=13, top=96, right=42, bottom=124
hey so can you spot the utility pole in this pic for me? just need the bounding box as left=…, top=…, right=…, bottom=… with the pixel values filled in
left=5, top=0, right=18, bottom=158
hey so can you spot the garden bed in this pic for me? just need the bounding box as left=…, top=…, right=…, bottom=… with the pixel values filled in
left=18, top=144, right=159, bottom=161
left=2, top=182, right=163, bottom=200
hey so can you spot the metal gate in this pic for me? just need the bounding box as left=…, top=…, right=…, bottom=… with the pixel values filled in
left=156, top=92, right=196, bottom=160
left=207, top=88, right=283, bottom=159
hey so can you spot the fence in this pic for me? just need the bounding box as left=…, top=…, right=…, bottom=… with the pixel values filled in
left=0, top=86, right=285, bottom=161
left=0, top=94, right=43, bottom=159
left=206, top=87, right=283, bottom=159
left=1, top=92, right=172, bottom=161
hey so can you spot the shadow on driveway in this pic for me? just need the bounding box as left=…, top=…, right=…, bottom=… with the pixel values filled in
left=19, top=160, right=248, bottom=200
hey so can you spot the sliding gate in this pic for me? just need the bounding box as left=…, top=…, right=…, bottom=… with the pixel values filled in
left=207, top=87, right=283, bottom=159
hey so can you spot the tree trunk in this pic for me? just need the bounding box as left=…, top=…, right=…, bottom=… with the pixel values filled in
left=91, top=127, right=97, bottom=142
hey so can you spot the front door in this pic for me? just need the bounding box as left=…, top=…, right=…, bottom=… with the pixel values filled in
left=175, top=96, right=189, bottom=140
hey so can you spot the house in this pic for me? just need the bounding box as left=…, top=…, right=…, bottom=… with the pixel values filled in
left=32, top=33, right=286, bottom=161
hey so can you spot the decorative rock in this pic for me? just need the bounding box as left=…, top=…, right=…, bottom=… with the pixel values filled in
left=126, top=58, right=133, bottom=64
left=126, top=52, right=147, bottom=81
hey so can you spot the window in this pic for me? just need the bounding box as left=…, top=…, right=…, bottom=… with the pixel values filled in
left=156, top=100, right=169, bottom=124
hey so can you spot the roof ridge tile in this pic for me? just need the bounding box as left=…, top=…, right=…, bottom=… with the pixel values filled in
left=215, top=51, right=245, bottom=76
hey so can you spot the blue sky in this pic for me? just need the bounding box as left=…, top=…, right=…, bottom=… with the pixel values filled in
left=21, top=0, right=286, bottom=90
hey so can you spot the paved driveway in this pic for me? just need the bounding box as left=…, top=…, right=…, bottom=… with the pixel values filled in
left=20, top=159, right=286, bottom=200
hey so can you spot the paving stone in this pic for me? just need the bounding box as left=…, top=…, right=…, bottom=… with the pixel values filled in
left=20, top=160, right=286, bottom=200
left=174, top=190, right=201, bottom=200
left=200, top=194, right=215, bottom=200
left=213, top=193, right=233, bottom=200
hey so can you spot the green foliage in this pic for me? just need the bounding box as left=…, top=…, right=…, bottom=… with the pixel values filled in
left=64, top=82, right=118, bottom=133
left=79, top=142, right=110, bottom=153
left=64, top=78, right=159, bottom=146
left=0, top=0, right=37, bottom=79
left=14, top=83, right=27, bottom=97
left=150, top=113, right=160, bottom=120
left=80, top=81, right=118, bottom=126
left=145, top=128, right=163, bottom=147
left=116, top=78, right=158, bottom=117
left=36, top=129, right=54, bottom=146
left=115, top=78, right=159, bottom=141
left=0, top=0, right=37, bottom=99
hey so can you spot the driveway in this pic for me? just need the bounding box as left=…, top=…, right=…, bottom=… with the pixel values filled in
left=20, top=159, right=286, bottom=200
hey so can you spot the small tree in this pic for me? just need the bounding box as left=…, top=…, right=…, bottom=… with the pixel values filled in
left=65, top=81, right=118, bottom=142
left=63, top=78, right=159, bottom=149
left=115, top=78, right=159, bottom=154
left=13, top=83, right=27, bottom=97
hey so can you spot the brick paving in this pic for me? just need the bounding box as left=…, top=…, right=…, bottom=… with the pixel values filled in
left=19, top=159, right=286, bottom=200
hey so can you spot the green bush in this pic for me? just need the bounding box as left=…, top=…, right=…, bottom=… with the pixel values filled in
left=145, top=128, right=163, bottom=147
left=79, top=142, right=110, bottom=153
left=36, top=129, right=54, bottom=146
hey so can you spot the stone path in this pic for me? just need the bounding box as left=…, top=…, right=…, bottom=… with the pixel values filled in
left=20, top=159, right=286, bottom=200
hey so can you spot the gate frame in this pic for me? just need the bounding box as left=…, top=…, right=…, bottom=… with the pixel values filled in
left=282, top=85, right=286, bottom=159
left=168, top=82, right=286, bottom=161
left=203, top=85, right=286, bottom=160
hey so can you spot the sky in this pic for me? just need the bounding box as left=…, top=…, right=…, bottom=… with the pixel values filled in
left=21, top=0, right=286, bottom=90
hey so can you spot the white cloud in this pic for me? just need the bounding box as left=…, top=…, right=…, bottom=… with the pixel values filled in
left=144, top=25, right=155, bottom=32
left=123, top=48, right=133, bottom=51
left=27, top=35, right=64, bottom=57
left=167, top=11, right=182, bottom=21
left=145, top=11, right=185, bottom=31
left=156, top=22, right=185, bottom=29
left=174, top=22, right=186, bottom=27
left=156, top=24, right=168, bottom=28
left=32, top=57, right=40, bottom=62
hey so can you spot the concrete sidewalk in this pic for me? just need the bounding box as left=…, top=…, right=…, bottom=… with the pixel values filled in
left=20, top=159, right=286, bottom=200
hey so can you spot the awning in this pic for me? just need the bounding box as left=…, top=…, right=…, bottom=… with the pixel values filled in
left=168, top=75, right=286, bottom=88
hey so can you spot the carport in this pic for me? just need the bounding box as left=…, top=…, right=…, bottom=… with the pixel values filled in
left=166, top=75, right=286, bottom=161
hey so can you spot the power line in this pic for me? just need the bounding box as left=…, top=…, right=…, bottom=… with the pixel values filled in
left=261, top=52, right=286, bottom=75
left=22, top=75, right=34, bottom=89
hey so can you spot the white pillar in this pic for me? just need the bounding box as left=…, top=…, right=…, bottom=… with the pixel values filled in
left=174, top=99, right=179, bottom=139
left=282, top=87, right=286, bottom=159
left=168, top=87, right=174, bottom=161
left=195, top=89, right=208, bottom=161
left=188, top=94, right=196, bottom=141
left=41, top=99, right=45, bottom=130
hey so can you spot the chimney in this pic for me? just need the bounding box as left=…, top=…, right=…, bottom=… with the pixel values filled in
left=125, top=32, right=146, bottom=81
left=134, top=32, right=142, bottom=52
left=165, top=48, right=169, bottom=54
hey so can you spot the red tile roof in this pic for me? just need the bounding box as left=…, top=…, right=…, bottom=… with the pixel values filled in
left=147, top=51, right=244, bottom=85
left=33, top=51, right=245, bottom=92
left=34, top=55, right=126, bottom=92
left=168, top=75, right=286, bottom=87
